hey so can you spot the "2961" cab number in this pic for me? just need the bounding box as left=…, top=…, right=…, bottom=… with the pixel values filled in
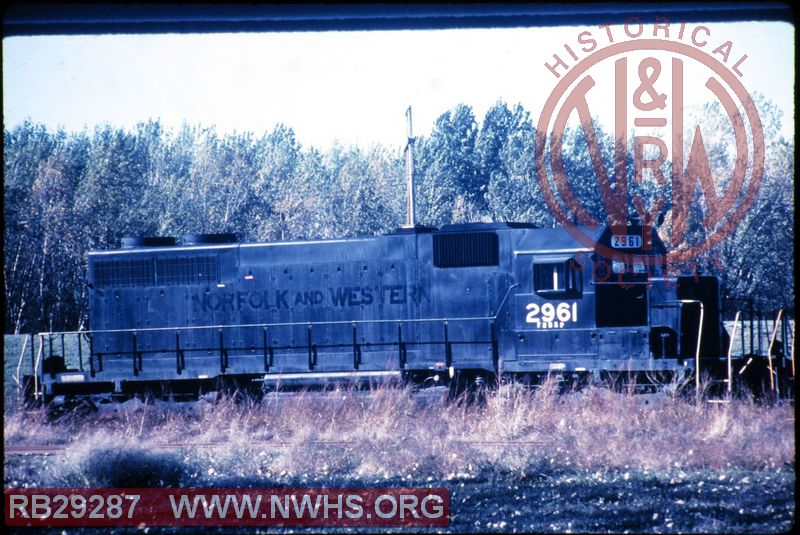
left=525, top=302, right=577, bottom=329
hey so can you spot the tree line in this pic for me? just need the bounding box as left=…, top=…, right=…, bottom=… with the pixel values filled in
left=4, top=100, right=794, bottom=333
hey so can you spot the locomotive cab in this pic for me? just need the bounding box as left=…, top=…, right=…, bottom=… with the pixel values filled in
left=505, top=221, right=688, bottom=383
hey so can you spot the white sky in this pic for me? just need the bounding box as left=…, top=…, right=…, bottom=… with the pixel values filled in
left=2, top=21, right=794, bottom=151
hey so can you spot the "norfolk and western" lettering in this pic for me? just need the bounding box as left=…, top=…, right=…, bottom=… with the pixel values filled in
left=191, top=285, right=428, bottom=313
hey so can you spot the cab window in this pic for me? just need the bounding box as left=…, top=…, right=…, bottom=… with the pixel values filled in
left=533, top=260, right=582, bottom=296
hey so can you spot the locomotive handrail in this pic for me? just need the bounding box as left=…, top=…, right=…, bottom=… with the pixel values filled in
left=12, top=333, right=29, bottom=388
left=726, top=311, right=741, bottom=395
left=766, top=309, right=783, bottom=395
left=494, top=282, right=520, bottom=318
left=791, top=323, right=795, bottom=377
left=678, top=299, right=704, bottom=400
left=27, top=284, right=522, bottom=384
left=32, top=336, right=44, bottom=401
left=37, top=316, right=494, bottom=337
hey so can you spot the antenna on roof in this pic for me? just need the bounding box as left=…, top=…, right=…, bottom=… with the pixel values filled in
left=403, top=106, right=416, bottom=228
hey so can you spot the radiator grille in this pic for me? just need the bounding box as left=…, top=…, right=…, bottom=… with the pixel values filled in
left=93, top=256, right=219, bottom=286
left=93, top=259, right=155, bottom=287
left=156, top=256, right=220, bottom=285
left=433, top=232, right=499, bottom=268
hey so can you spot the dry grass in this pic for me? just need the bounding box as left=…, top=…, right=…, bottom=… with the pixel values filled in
left=3, top=381, right=794, bottom=488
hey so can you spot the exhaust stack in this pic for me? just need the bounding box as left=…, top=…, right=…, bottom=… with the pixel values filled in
left=403, top=106, right=416, bottom=228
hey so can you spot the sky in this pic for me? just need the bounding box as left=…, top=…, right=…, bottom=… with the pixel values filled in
left=2, top=21, right=794, bottom=151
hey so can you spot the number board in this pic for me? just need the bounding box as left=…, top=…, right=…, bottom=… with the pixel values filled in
left=611, top=234, right=642, bottom=249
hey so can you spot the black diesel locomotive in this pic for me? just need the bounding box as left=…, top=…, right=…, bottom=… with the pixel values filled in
left=29, top=219, right=729, bottom=403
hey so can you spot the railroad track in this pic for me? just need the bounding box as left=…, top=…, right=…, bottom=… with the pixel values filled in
left=5, top=440, right=546, bottom=455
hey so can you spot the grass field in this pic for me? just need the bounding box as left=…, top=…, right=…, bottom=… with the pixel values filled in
left=3, top=335, right=795, bottom=532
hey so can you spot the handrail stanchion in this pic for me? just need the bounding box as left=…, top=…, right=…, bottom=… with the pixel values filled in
left=758, top=309, right=763, bottom=357
left=13, top=335, right=30, bottom=400
left=766, top=309, right=783, bottom=395
left=264, top=326, right=270, bottom=372
left=749, top=299, right=754, bottom=355
left=176, top=332, right=183, bottom=375
left=88, top=334, right=95, bottom=377
left=77, top=332, right=84, bottom=371
left=781, top=314, right=788, bottom=370
left=307, top=324, right=315, bottom=371
left=13, top=335, right=29, bottom=385
left=726, top=311, right=740, bottom=396
left=397, top=323, right=405, bottom=369
left=444, top=321, right=452, bottom=369
left=679, top=300, right=704, bottom=401
left=33, top=334, right=45, bottom=402
left=740, top=309, right=746, bottom=359
left=490, top=320, right=499, bottom=377
left=30, top=333, right=35, bottom=378
left=791, top=322, right=795, bottom=377
left=219, top=329, right=227, bottom=373
left=352, top=323, right=360, bottom=370
left=132, top=332, right=139, bottom=376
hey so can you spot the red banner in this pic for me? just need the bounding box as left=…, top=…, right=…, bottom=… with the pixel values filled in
left=5, top=488, right=449, bottom=527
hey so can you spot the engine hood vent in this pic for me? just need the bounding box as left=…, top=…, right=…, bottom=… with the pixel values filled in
left=180, top=233, right=238, bottom=245
left=121, top=236, right=177, bottom=249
